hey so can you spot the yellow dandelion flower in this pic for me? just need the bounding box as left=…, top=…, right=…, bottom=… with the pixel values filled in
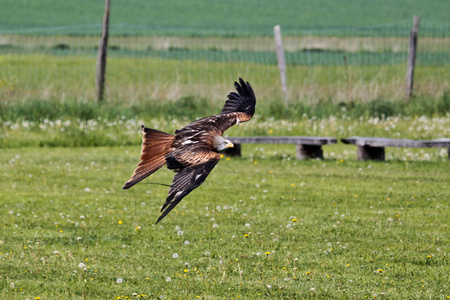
left=291, top=184, right=295, bottom=187
left=269, top=129, right=274, bottom=134
left=226, top=157, right=231, bottom=161
left=265, top=251, right=271, bottom=255
left=292, top=218, right=298, bottom=222
left=427, top=255, right=431, bottom=258
left=118, top=220, right=123, bottom=225
left=244, top=234, right=249, bottom=237
left=220, top=154, right=224, bottom=158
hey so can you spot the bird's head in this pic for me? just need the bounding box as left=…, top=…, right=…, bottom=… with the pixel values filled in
left=214, top=136, right=234, bottom=152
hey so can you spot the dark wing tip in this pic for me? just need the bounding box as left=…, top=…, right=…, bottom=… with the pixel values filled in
left=221, top=78, right=256, bottom=116
left=155, top=192, right=183, bottom=224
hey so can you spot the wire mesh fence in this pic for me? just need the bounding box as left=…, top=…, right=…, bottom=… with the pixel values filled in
left=0, top=19, right=449, bottom=103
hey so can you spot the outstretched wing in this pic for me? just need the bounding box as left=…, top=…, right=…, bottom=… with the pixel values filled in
left=155, top=145, right=220, bottom=224
left=173, top=78, right=256, bottom=136
left=216, top=77, right=256, bottom=134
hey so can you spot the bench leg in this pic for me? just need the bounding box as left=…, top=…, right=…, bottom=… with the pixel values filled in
left=225, top=143, right=242, bottom=157
left=296, top=144, right=323, bottom=160
left=357, top=145, right=385, bottom=161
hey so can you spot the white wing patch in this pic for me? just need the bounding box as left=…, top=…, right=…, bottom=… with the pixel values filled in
left=195, top=174, right=202, bottom=181
left=182, top=140, right=199, bottom=146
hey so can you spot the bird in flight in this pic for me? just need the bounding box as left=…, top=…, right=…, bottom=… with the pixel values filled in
left=123, top=78, right=256, bottom=223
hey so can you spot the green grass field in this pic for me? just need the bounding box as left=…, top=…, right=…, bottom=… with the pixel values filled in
left=1, top=54, right=449, bottom=105
left=1, top=1, right=450, bottom=298
left=1, top=145, right=449, bottom=299
left=1, top=0, right=449, bottom=36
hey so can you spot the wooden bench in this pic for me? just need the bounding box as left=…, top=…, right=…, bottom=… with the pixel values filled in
left=341, top=136, right=450, bottom=161
left=226, top=136, right=337, bottom=160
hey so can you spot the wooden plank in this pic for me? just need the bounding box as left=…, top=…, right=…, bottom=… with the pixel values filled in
left=341, top=137, right=450, bottom=148
left=228, top=136, right=337, bottom=146
left=425, top=138, right=450, bottom=148
left=405, top=15, right=420, bottom=100
left=95, top=0, right=110, bottom=103
left=274, top=25, right=289, bottom=106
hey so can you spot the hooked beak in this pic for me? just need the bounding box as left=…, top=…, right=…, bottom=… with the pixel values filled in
left=227, top=142, right=234, bottom=148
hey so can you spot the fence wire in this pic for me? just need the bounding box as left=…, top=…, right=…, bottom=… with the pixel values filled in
left=0, top=20, right=449, bottom=103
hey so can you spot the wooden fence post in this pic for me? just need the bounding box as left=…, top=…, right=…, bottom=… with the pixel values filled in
left=96, top=0, right=110, bottom=103
left=405, top=15, right=420, bottom=100
left=273, top=25, right=289, bottom=106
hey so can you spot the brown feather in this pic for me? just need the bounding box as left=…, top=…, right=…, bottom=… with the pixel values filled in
left=122, top=126, right=175, bottom=189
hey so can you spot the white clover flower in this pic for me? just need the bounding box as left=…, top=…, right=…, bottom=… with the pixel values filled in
left=184, top=240, right=190, bottom=245
left=212, top=223, right=219, bottom=228
left=84, top=188, right=90, bottom=192
left=165, top=277, right=171, bottom=282
left=116, top=278, right=123, bottom=284
left=177, top=231, right=184, bottom=235
left=172, top=253, right=179, bottom=259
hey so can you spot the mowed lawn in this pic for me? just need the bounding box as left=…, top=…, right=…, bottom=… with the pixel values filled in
left=0, top=145, right=448, bottom=299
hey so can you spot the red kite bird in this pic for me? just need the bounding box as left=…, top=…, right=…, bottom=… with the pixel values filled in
left=123, top=78, right=256, bottom=223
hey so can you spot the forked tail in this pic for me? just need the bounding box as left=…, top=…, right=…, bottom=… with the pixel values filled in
left=122, top=125, right=175, bottom=189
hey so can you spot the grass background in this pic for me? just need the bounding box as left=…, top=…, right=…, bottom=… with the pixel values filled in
left=1, top=146, right=449, bottom=299
left=1, top=54, right=449, bottom=108
left=1, top=1, right=450, bottom=298
left=1, top=0, right=449, bottom=36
